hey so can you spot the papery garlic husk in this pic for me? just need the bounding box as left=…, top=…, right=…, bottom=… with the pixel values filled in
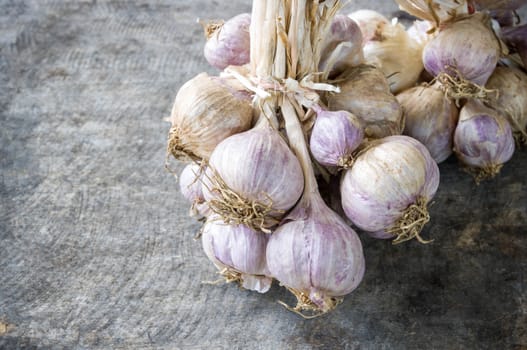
left=395, top=0, right=469, bottom=27
left=203, top=13, right=251, bottom=70
left=348, top=9, right=390, bottom=44
left=325, top=64, right=404, bottom=139
left=266, top=186, right=365, bottom=316
left=201, top=122, right=304, bottom=232
left=179, top=163, right=211, bottom=218
left=201, top=216, right=272, bottom=293
left=309, top=107, right=364, bottom=169
left=341, top=135, right=440, bottom=244
left=422, top=13, right=504, bottom=95
left=407, top=20, right=436, bottom=48
left=319, top=14, right=364, bottom=79
left=473, top=0, right=526, bottom=11
left=454, top=99, right=515, bottom=182
left=485, top=66, right=527, bottom=143
left=361, top=17, right=424, bottom=94
left=168, top=72, right=253, bottom=161
left=500, top=24, right=527, bottom=69
left=397, top=83, right=459, bottom=163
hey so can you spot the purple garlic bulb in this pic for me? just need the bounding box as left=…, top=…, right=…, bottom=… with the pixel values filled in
left=453, top=99, right=515, bottom=182
left=179, top=163, right=210, bottom=218
left=266, top=194, right=365, bottom=315
left=397, top=83, right=459, bottom=163
left=202, top=123, right=304, bottom=232
left=202, top=217, right=272, bottom=293
left=422, top=13, right=502, bottom=87
left=309, top=107, right=364, bottom=169
left=341, top=135, right=440, bottom=243
left=319, top=14, right=364, bottom=78
left=203, top=13, right=251, bottom=70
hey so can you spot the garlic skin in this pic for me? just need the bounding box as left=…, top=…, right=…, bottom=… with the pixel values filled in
left=361, top=17, right=424, bottom=94
left=201, top=217, right=272, bottom=293
left=341, top=135, right=440, bottom=243
left=422, top=13, right=503, bottom=87
left=203, top=13, right=251, bottom=70
left=325, top=64, right=403, bottom=139
left=473, top=0, right=526, bottom=11
left=168, top=73, right=253, bottom=161
left=397, top=83, right=459, bottom=163
left=179, top=163, right=210, bottom=218
left=485, top=66, right=527, bottom=142
left=454, top=99, right=515, bottom=181
left=309, top=109, right=364, bottom=169
left=266, top=194, right=365, bottom=312
left=319, top=14, right=364, bottom=78
left=348, top=9, right=390, bottom=44
left=202, top=124, right=304, bottom=231
left=395, top=0, right=469, bottom=26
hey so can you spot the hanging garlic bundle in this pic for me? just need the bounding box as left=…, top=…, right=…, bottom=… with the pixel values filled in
left=201, top=216, right=272, bottom=293
left=422, top=13, right=505, bottom=102
left=485, top=66, right=527, bottom=143
left=168, top=73, right=253, bottom=161
left=453, top=99, right=515, bottom=182
left=202, top=13, right=252, bottom=70
left=325, top=64, right=404, bottom=139
left=397, top=83, right=459, bottom=163
left=350, top=10, right=424, bottom=94
left=340, top=135, right=440, bottom=244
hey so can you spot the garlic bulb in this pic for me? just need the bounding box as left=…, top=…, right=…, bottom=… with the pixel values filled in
left=397, top=83, right=459, bottom=163
left=395, top=0, right=470, bottom=26
left=202, top=121, right=304, bottom=232
left=179, top=163, right=210, bottom=218
left=422, top=13, right=503, bottom=91
left=319, top=14, right=364, bottom=78
left=201, top=217, right=272, bottom=293
left=309, top=106, right=364, bottom=169
left=266, top=193, right=365, bottom=314
left=341, top=135, right=440, bottom=244
left=325, top=64, right=403, bottom=139
left=454, top=99, right=515, bottom=182
left=266, top=97, right=365, bottom=317
left=203, top=13, right=251, bottom=70
left=360, top=17, right=424, bottom=94
left=485, top=66, right=527, bottom=143
left=168, top=73, right=253, bottom=161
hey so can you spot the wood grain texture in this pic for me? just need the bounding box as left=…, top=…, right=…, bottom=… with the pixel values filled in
left=0, top=1, right=526, bottom=349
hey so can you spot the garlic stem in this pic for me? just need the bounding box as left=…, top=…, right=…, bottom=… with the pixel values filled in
left=281, top=95, right=318, bottom=198
left=250, top=0, right=267, bottom=75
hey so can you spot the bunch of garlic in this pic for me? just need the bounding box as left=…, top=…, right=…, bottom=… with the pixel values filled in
left=165, top=0, right=526, bottom=319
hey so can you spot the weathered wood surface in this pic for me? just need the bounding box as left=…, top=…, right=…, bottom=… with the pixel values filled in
left=0, top=1, right=526, bottom=349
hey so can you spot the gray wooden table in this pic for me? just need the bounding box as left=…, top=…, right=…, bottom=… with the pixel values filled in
left=1, top=1, right=526, bottom=349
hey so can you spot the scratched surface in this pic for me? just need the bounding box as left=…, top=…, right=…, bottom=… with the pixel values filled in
left=0, top=1, right=526, bottom=349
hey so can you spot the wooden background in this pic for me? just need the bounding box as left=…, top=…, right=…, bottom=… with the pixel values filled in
left=1, top=1, right=526, bottom=349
